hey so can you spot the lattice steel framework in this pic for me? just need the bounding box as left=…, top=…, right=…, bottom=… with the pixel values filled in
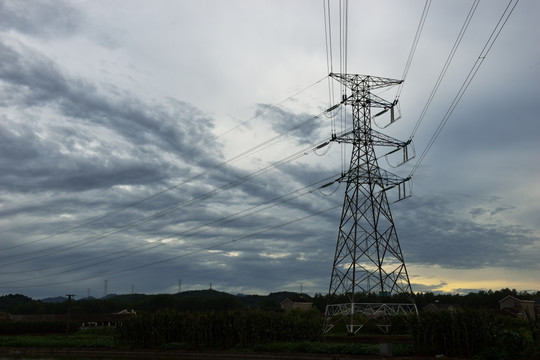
left=324, top=73, right=417, bottom=334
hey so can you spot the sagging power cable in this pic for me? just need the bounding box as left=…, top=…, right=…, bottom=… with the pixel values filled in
left=0, top=202, right=342, bottom=289
left=409, top=0, right=519, bottom=177
left=409, top=0, right=480, bottom=140
left=0, top=173, right=342, bottom=281
left=395, top=0, right=432, bottom=102
left=0, top=76, right=329, bottom=254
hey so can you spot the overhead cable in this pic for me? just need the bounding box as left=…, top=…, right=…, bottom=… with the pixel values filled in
left=395, top=0, right=432, bottom=101
left=0, top=173, right=341, bottom=281
left=0, top=109, right=343, bottom=265
left=0, top=130, right=334, bottom=266
left=0, top=203, right=342, bottom=289
left=0, top=76, right=329, bottom=253
left=408, top=0, right=480, bottom=140
left=409, top=0, right=520, bottom=177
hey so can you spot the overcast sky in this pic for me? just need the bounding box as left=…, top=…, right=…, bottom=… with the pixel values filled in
left=0, top=0, right=538, bottom=300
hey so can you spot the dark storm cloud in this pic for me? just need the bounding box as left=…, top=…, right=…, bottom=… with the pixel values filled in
left=0, top=120, right=40, bottom=161
left=0, top=32, right=339, bottom=296
left=257, top=104, right=327, bottom=146
left=0, top=39, right=216, bottom=157
left=0, top=204, right=338, bottom=295
left=0, top=38, right=219, bottom=195
left=0, top=0, right=82, bottom=38
left=0, top=123, right=169, bottom=193
left=396, top=194, right=539, bottom=270
left=0, top=30, right=252, bottom=296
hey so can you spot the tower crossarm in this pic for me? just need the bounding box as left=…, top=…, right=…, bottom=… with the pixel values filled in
left=366, top=93, right=395, bottom=109
left=338, top=166, right=408, bottom=192
left=329, top=73, right=403, bottom=90
left=339, top=92, right=394, bottom=109
left=370, top=129, right=410, bottom=148
left=331, top=128, right=410, bottom=149
left=378, top=169, right=410, bottom=192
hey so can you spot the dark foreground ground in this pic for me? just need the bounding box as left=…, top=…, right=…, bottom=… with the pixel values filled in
left=0, top=347, right=471, bottom=360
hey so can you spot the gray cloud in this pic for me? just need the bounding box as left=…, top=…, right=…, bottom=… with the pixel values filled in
left=0, top=0, right=83, bottom=38
left=0, top=38, right=220, bottom=196
left=258, top=104, right=327, bottom=146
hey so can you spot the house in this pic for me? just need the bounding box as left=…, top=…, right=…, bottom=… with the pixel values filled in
left=280, top=297, right=313, bottom=312
left=114, top=309, right=136, bottom=315
left=499, top=295, right=535, bottom=320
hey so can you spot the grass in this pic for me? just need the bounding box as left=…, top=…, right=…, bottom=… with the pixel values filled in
left=225, top=341, right=412, bottom=356
left=0, top=328, right=117, bottom=348
left=0, top=329, right=415, bottom=357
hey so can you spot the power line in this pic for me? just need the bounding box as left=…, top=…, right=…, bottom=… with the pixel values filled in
left=395, top=0, right=432, bottom=101
left=0, top=172, right=340, bottom=278
left=323, top=0, right=337, bottom=137
left=1, top=202, right=342, bottom=289
left=341, top=0, right=348, bottom=76
left=0, top=77, right=329, bottom=254
left=0, top=103, right=347, bottom=267
left=323, top=0, right=334, bottom=75
left=0, top=103, right=334, bottom=263
left=409, top=0, right=480, bottom=140
left=0, top=119, right=346, bottom=282
left=409, top=0, right=520, bottom=177
left=0, top=132, right=331, bottom=267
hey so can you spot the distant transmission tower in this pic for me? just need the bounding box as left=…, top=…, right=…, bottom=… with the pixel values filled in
left=324, top=73, right=417, bottom=334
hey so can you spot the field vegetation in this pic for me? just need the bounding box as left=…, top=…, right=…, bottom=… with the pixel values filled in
left=0, top=288, right=538, bottom=359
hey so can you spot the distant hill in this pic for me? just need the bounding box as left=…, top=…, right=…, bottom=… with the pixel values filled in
left=0, top=290, right=311, bottom=314
left=103, top=293, right=145, bottom=302
left=2, top=288, right=538, bottom=315
left=101, top=294, right=118, bottom=300
left=41, top=296, right=67, bottom=303
left=177, top=289, right=235, bottom=299
left=41, top=294, right=119, bottom=303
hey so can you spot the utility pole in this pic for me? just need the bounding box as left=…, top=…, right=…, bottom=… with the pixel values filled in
left=324, top=73, right=417, bottom=334
left=65, top=294, right=75, bottom=337
left=103, top=280, right=108, bottom=298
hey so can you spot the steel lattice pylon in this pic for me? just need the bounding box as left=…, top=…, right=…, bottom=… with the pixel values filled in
left=324, top=73, right=417, bottom=334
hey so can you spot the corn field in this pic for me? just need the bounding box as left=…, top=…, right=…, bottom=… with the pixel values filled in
left=117, top=309, right=323, bottom=349
left=410, top=310, right=532, bottom=357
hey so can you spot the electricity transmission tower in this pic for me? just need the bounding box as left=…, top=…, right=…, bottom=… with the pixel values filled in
left=103, top=280, right=108, bottom=298
left=324, top=73, right=417, bottom=334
